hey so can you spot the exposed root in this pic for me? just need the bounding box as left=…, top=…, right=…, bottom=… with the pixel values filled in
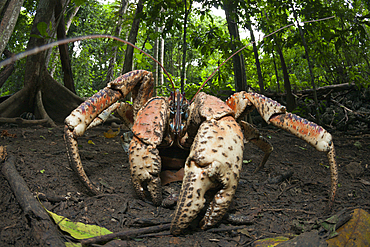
left=35, top=90, right=57, bottom=127
left=0, top=117, right=48, bottom=126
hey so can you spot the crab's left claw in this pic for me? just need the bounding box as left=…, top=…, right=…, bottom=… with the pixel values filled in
left=170, top=116, right=244, bottom=235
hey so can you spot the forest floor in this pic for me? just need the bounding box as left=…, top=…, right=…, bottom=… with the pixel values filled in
left=0, top=122, right=369, bottom=246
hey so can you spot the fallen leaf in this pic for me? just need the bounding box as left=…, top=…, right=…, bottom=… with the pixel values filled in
left=87, top=140, right=95, bottom=145
left=353, top=141, right=362, bottom=149
left=252, top=236, right=289, bottom=247
left=160, top=168, right=184, bottom=185
left=65, top=243, right=81, bottom=247
left=46, top=209, right=112, bottom=239
left=103, top=128, right=120, bottom=138
left=1, top=130, right=16, bottom=138
left=237, top=228, right=252, bottom=236
left=326, top=208, right=370, bottom=247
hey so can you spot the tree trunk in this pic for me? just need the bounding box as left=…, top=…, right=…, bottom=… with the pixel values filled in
left=0, top=0, right=25, bottom=55
left=180, top=0, right=191, bottom=93
left=159, top=28, right=165, bottom=89
left=272, top=50, right=280, bottom=93
left=103, top=0, right=128, bottom=88
left=55, top=0, right=75, bottom=93
left=0, top=0, right=83, bottom=123
left=245, top=18, right=264, bottom=93
left=263, top=11, right=295, bottom=110
left=0, top=0, right=7, bottom=14
left=223, top=0, right=247, bottom=92
left=121, top=0, right=144, bottom=74
left=292, top=7, right=320, bottom=123
left=50, top=5, right=80, bottom=77
left=0, top=49, right=15, bottom=88
left=274, top=35, right=296, bottom=111
left=153, top=26, right=159, bottom=96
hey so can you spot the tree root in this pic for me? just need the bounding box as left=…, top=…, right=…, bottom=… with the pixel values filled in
left=0, top=117, right=49, bottom=125
left=35, top=89, right=57, bottom=127
left=1, top=151, right=65, bottom=246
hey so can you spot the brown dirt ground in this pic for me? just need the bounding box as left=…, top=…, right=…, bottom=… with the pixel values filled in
left=0, top=122, right=369, bottom=246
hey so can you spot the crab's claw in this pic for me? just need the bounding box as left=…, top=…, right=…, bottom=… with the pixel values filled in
left=170, top=116, right=244, bottom=235
left=129, top=97, right=170, bottom=206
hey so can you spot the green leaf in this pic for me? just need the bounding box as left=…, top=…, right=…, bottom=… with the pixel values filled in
left=253, top=236, right=290, bottom=246
left=40, top=169, right=45, bottom=174
left=65, top=243, right=81, bottom=247
left=30, top=34, right=43, bottom=39
left=73, top=0, right=86, bottom=6
left=46, top=209, right=113, bottom=239
left=37, top=22, right=48, bottom=37
left=144, top=43, right=153, bottom=50
left=354, top=141, right=362, bottom=149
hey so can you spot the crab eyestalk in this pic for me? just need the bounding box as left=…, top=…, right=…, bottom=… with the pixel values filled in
left=170, top=89, right=188, bottom=138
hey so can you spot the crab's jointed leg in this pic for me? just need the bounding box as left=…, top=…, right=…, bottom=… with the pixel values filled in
left=239, top=120, right=273, bottom=173
left=227, top=91, right=338, bottom=208
left=64, top=70, right=154, bottom=194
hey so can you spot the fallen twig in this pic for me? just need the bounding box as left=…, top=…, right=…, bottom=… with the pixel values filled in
left=80, top=223, right=171, bottom=246
left=206, top=225, right=251, bottom=233
left=263, top=208, right=316, bottom=215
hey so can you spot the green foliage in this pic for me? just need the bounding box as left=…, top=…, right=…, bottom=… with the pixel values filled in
left=2, top=0, right=370, bottom=100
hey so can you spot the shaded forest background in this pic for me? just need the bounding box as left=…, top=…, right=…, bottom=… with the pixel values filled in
left=0, top=0, right=369, bottom=129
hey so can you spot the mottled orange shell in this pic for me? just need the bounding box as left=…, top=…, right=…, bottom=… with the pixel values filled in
left=132, top=97, right=169, bottom=146
left=225, top=92, right=253, bottom=119
left=197, top=92, right=235, bottom=120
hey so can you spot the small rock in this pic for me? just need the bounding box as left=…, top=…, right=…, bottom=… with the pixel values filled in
left=345, top=162, right=364, bottom=179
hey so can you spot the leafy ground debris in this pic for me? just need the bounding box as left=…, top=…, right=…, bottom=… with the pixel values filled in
left=0, top=123, right=369, bottom=246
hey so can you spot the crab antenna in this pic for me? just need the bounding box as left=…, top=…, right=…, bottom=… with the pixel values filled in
left=190, top=16, right=335, bottom=103
left=0, top=34, right=176, bottom=91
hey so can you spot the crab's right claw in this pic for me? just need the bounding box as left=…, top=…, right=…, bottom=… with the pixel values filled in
left=170, top=116, right=244, bottom=235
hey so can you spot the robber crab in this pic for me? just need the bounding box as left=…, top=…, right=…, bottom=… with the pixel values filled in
left=64, top=67, right=338, bottom=235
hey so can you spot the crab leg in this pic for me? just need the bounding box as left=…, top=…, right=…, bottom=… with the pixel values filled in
left=239, top=121, right=273, bottom=173
left=227, top=91, right=338, bottom=208
left=64, top=70, right=154, bottom=194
